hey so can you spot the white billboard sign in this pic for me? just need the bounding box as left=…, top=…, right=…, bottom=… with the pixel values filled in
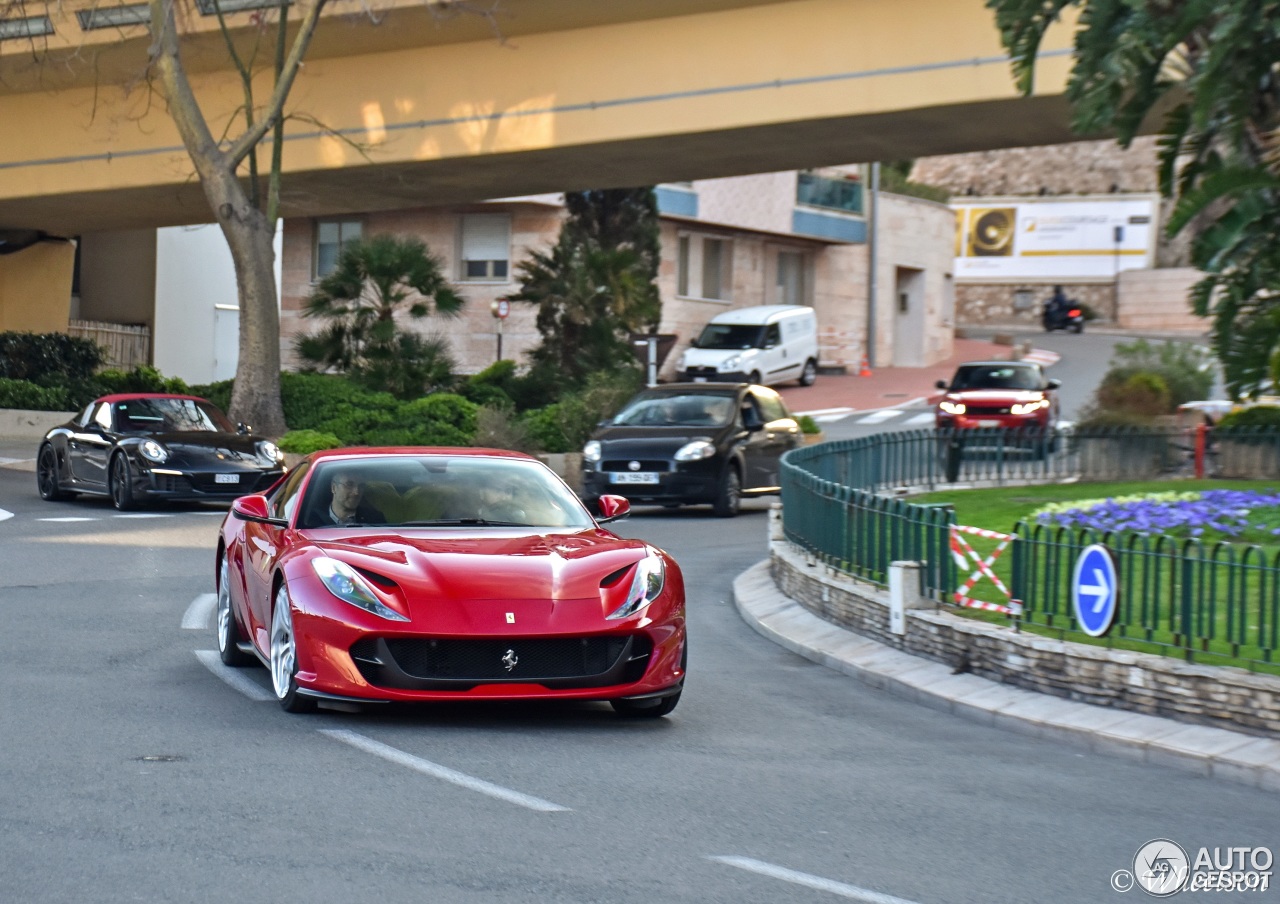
left=953, top=196, right=1159, bottom=280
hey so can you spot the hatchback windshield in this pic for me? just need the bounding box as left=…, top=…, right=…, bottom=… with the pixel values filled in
left=114, top=398, right=236, bottom=434
left=611, top=392, right=736, bottom=428
left=696, top=323, right=765, bottom=350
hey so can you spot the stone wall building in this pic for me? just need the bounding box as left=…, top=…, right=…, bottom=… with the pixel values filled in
left=912, top=138, right=1208, bottom=334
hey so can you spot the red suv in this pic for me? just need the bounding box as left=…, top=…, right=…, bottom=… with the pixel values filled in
left=934, top=361, right=1060, bottom=459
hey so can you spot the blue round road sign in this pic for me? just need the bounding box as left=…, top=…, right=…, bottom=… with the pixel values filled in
left=1072, top=544, right=1118, bottom=637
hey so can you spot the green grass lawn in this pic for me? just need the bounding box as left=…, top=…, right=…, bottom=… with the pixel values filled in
left=911, top=479, right=1280, bottom=674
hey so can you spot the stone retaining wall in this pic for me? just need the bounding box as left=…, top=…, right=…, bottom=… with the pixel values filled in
left=771, top=533, right=1280, bottom=737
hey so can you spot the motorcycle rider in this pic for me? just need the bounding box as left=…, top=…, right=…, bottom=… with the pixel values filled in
left=1045, top=285, right=1069, bottom=325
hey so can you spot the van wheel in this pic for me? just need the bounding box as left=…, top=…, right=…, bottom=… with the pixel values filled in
left=748, top=371, right=762, bottom=386
left=799, top=359, right=818, bottom=386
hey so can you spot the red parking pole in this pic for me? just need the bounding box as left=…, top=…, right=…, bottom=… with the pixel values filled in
left=1194, top=424, right=1207, bottom=478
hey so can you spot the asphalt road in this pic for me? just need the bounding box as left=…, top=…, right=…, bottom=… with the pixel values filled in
left=1, top=451, right=1276, bottom=904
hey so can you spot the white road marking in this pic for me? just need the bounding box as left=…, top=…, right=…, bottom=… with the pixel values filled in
left=38, top=516, right=95, bottom=522
left=1022, top=348, right=1061, bottom=367
left=795, top=406, right=856, bottom=419
left=182, top=593, right=217, bottom=630
left=0, top=508, right=12, bottom=522
left=858, top=409, right=902, bottom=424
left=709, top=856, right=923, bottom=904
left=194, top=650, right=274, bottom=702
left=903, top=412, right=935, bottom=426
left=320, top=729, right=571, bottom=813
left=115, top=513, right=171, bottom=519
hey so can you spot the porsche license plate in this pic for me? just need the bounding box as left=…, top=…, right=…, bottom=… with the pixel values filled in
left=611, top=472, right=659, bottom=484
left=214, top=473, right=240, bottom=484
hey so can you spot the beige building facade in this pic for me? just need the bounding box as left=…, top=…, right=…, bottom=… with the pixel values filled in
left=279, top=169, right=957, bottom=381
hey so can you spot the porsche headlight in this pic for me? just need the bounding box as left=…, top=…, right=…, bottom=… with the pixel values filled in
left=938, top=400, right=966, bottom=415
left=256, top=440, right=283, bottom=465
left=674, top=440, right=715, bottom=461
left=1010, top=399, right=1049, bottom=416
left=608, top=550, right=665, bottom=620
left=312, top=557, right=408, bottom=621
left=583, top=440, right=602, bottom=463
left=140, top=440, right=169, bottom=463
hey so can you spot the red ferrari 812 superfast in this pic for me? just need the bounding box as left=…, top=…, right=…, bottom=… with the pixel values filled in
left=215, top=448, right=686, bottom=717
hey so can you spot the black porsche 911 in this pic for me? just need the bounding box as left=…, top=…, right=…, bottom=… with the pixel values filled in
left=36, top=393, right=286, bottom=510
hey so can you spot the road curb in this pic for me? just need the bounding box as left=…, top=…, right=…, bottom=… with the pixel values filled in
left=732, top=560, right=1280, bottom=792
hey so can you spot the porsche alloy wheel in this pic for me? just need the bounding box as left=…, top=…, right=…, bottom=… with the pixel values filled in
left=109, top=453, right=136, bottom=511
left=217, top=557, right=253, bottom=667
left=270, top=584, right=313, bottom=713
left=37, top=445, right=70, bottom=501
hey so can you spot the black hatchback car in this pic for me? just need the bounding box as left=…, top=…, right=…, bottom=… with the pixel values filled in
left=581, top=383, right=802, bottom=517
left=36, top=393, right=287, bottom=510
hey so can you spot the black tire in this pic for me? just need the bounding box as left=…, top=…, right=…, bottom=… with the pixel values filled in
left=217, top=556, right=254, bottom=668
left=799, top=358, right=818, bottom=387
left=109, top=453, right=137, bottom=511
left=611, top=691, right=681, bottom=718
left=712, top=465, right=741, bottom=518
left=36, top=444, right=71, bottom=501
left=748, top=371, right=762, bottom=386
left=1070, top=321, right=1084, bottom=334
left=269, top=583, right=315, bottom=713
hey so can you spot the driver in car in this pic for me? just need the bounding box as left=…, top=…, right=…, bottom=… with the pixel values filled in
left=319, top=474, right=385, bottom=526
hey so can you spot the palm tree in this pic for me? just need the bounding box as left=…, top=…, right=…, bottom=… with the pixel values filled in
left=295, top=234, right=465, bottom=397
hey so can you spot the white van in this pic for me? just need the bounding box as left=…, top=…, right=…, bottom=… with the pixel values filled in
left=676, top=305, right=819, bottom=387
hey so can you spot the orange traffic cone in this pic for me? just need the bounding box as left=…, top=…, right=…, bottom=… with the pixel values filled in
left=858, top=353, right=873, bottom=377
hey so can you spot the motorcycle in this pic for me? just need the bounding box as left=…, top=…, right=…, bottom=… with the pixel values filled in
left=1043, top=299, right=1085, bottom=333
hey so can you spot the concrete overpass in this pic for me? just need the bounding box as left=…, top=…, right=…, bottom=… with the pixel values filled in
left=0, top=0, right=1078, bottom=237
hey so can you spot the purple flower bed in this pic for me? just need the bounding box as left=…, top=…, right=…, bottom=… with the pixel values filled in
left=1036, top=490, right=1280, bottom=540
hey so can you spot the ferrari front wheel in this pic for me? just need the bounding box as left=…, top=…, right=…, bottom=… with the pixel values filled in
left=217, top=557, right=254, bottom=667
left=611, top=691, right=681, bottom=718
left=270, top=583, right=314, bottom=713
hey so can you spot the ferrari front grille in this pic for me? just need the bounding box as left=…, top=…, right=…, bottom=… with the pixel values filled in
left=349, top=635, right=653, bottom=691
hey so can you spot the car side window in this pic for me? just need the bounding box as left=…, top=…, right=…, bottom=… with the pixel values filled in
left=93, top=403, right=113, bottom=431
left=751, top=389, right=788, bottom=424
left=272, top=461, right=310, bottom=521
left=73, top=403, right=95, bottom=428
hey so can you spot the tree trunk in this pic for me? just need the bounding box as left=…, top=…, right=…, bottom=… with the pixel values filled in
left=204, top=170, right=288, bottom=437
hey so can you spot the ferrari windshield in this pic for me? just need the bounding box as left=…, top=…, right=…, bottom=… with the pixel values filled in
left=611, top=392, right=736, bottom=427
left=113, top=398, right=237, bottom=434
left=296, top=455, right=594, bottom=530
left=948, top=365, right=1044, bottom=392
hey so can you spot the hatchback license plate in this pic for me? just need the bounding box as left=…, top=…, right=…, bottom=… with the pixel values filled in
left=214, top=473, right=240, bottom=484
left=976, top=419, right=1000, bottom=428
left=611, top=472, right=659, bottom=484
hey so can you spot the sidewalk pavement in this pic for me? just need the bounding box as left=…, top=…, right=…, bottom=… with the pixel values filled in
left=776, top=336, right=1015, bottom=417
left=733, top=560, right=1280, bottom=791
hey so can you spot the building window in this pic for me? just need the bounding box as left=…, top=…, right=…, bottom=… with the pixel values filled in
left=678, top=234, right=734, bottom=302
left=314, top=220, right=361, bottom=278
left=776, top=251, right=811, bottom=306
left=460, top=214, right=510, bottom=281
left=797, top=171, right=863, bottom=215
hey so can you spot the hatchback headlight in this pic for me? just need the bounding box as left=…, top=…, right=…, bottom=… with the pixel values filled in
left=1010, top=400, right=1049, bottom=416
left=140, top=440, right=169, bottom=463
left=583, top=440, right=602, bottom=463
left=312, top=557, right=408, bottom=621
left=608, top=551, right=665, bottom=620
left=674, top=440, right=715, bottom=461
left=938, top=400, right=966, bottom=415
left=256, top=440, right=283, bottom=465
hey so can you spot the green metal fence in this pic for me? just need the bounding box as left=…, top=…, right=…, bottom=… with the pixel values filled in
left=779, top=425, right=1280, bottom=668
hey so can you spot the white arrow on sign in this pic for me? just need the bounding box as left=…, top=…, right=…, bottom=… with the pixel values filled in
left=1080, top=567, right=1111, bottom=612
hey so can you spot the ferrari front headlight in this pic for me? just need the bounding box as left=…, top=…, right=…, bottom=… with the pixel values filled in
left=140, top=440, right=169, bottom=463
left=312, top=557, right=408, bottom=621
left=608, top=550, right=665, bottom=620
